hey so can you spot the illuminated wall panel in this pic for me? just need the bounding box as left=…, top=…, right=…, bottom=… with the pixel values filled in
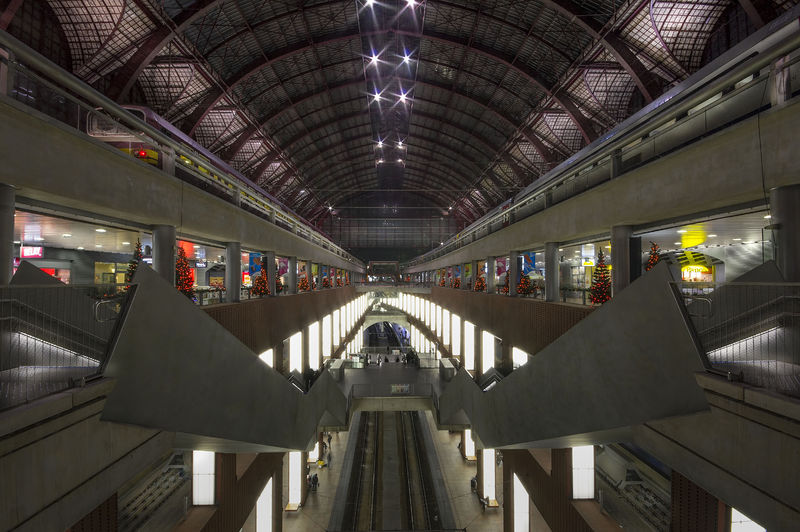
left=333, top=310, right=340, bottom=346
left=259, top=348, right=274, bottom=367
left=192, top=450, right=215, bottom=505
left=464, top=429, right=475, bottom=457
left=289, top=331, right=302, bottom=372
left=451, top=314, right=461, bottom=359
left=482, top=449, right=496, bottom=501
left=308, top=322, right=320, bottom=370
left=442, top=310, right=450, bottom=346
left=481, top=331, right=495, bottom=375
left=512, top=347, right=529, bottom=369
left=256, top=477, right=273, bottom=532
left=288, top=451, right=302, bottom=506
left=513, top=473, right=529, bottom=532
left=322, top=315, right=332, bottom=358
left=464, top=321, right=475, bottom=371
left=572, top=446, right=595, bottom=499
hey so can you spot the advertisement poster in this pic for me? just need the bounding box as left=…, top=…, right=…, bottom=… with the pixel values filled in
left=496, top=257, right=507, bottom=276
left=321, top=265, right=327, bottom=279
left=248, top=253, right=262, bottom=276
left=299, top=261, right=307, bottom=279
left=522, top=251, right=537, bottom=275
left=312, top=263, right=318, bottom=278
left=454, top=265, right=461, bottom=278
left=464, top=263, right=471, bottom=279
left=278, top=257, right=288, bottom=276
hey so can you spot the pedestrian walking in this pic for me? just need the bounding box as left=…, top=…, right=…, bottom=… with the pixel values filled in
left=327, top=432, right=332, bottom=447
left=327, top=451, right=332, bottom=469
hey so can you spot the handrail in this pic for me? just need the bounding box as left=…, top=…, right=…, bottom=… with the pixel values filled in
left=0, top=29, right=361, bottom=267
left=402, top=5, right=800, bottom=269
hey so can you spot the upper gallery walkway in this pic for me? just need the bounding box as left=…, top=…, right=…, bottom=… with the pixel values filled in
left=404, top=8, right=800, bottom=273
left=0, top=30, right=361, bottom=275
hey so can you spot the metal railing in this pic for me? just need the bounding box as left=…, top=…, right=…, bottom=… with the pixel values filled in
left=675, top=282, right=800, bottom=398
left=0, top=29, right=361, bottom=268
left=0, top=284, right=133, bottom=410
left=402, top=7, right=800, bottom=269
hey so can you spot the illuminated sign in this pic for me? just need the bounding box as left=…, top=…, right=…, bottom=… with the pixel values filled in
left=195, top=260, right=207, bottom=268
left=20, top=246, right=43, bottom=258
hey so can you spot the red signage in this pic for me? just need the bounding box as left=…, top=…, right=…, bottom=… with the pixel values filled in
left=20, top=246, right=43, bottom=258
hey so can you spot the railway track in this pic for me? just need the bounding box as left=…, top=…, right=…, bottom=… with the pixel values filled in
left=340, top=411, right=442, bottom=531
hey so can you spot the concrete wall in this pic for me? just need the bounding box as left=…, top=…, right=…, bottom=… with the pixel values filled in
left=203, top=286, right=358, bottom=356
left=0, top=96, right=361, bottom=272
left=409, top=99, right=800, bottom=271
left=0, top=379, right=173, bottom=532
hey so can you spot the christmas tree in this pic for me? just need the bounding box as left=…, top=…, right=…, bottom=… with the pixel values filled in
left=645, top=241, right=661, bottom=271
left=589, top=249, right=611, bottom=304
left=125, top=239, right=143, bottom=285
left=175, top=247, right=195, bottom=299
left=500, top=274, right=509, bottom=294
left=322, top=277, right=331, bottom=288
left=345, top=274, right=350, bottom=286
left=439, top=277, right=445, bottom=287
left=473, top=276, right=486, bottom=292
left=453, top=278, right=461, bottom=289
left=298, top=276, right=310, bottom=292
left=517, top=275, right=533, bottom=296
left=336, top=276, right=343, bottom=287
left=251, top=269, right=270, bottom=297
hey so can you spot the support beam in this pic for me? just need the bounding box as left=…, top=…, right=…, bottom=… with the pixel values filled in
left=152, top=225, right=176, bottom=286
left=226, top=241, right=242, bottom=303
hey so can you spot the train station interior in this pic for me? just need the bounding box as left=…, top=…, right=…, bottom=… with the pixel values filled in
left=1, top=0, right=800, bottom=530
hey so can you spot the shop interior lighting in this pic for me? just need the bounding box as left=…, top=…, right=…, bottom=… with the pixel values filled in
left=676, top=229, right=687, bottom=233
left=95, top=244, right=103, bottom=248
left=122, top=241, right=130, bottom=245
left=62, top=233, right=71, bottom=237
left=733, top=238, right=742, bottom=240
left=674, top=242, right=681, bottom=245
left=95, top=228, right=106, bottom=233
left=77, top=246, right=84, bottom=250
left=764, top=214, right=772, bottom=219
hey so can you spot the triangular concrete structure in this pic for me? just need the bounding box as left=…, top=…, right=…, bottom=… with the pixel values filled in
left=101, top=264, right=347, bottom=452
left=438, top=261, right=709, bottom=448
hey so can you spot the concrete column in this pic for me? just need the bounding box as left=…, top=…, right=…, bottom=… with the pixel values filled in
left=0, top=184, right=14, bottom=284
left=770, top=184, right=800, bottom=281
left=486, top=257, right=496, bottom=293
left=769, top=56, right=791, bottom=107
left=265, top=251, right=276, bottom=296
left=225, top=242, right=241, bottom=303
left=509, top=251, right=520, bottom=297
left=610, top=148, right=622, bottom=178
left=545, top=242, right=559, bottom=302
left=0, top=49, right=10, bottom=97
left=272, top=457, right=283, bottom=532
left=152, top=225, right=176, bottom=286
left=470, top=260, right=478, bottom=290
left=287, top=257, right=297, bottom=294
left=611, top=225, right=632, bottom=296
left=161, top=147, right=176, bottom=176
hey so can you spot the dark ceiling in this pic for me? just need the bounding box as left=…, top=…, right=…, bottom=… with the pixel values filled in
left=3, top=0, right=792, bottom=237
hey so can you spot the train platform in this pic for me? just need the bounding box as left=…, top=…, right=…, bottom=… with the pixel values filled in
left=283, top=408, right=506, bottom=532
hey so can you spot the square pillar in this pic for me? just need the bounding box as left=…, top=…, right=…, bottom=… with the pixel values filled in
left=272, top=456, right=283, bottom=532
left=152, top=225, right=176, bottom=286
left=0, top=184, right=14, bottom=284
left=225, top=242, right=241, bottom=303
left=265, top=251, right=276, bottom=296
left=470, top=260, right=478, bottom=290
left=486, top=257, right=496, bottom=293
left=545, top=242, right=559, bottom=302
left=611, top=225, right=632, bottom=296
left=287, top=256, right=297, bottom=294
left=508, top=251, right=520, bottom=297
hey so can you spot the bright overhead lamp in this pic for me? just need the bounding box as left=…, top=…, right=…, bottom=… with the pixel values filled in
left=399, top=91, right=407, bottom=103
left=370, top=53, right=379, bottom=65
left=406, top=0, right=415, bottom=5
left=366, top=0, right=375, bottom=5
left=403, top=52, right=411, bottom=64
left=95, top=228, right=107, bottom=233
left=377, top=140, right=383, bottom=148
left=62, top=233, right=72, bottom=238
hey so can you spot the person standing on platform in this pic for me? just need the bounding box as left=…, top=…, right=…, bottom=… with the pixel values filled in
left=327, top=451, right=332, bottom=469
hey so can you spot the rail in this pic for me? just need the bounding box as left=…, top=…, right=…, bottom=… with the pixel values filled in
left=403, top=6, right=800, bottom=269
left=674, top=281, right=800, bottom=398
left=0, top=283, right=133, bottom=410
left=0, top=29, right=360, bottom=267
